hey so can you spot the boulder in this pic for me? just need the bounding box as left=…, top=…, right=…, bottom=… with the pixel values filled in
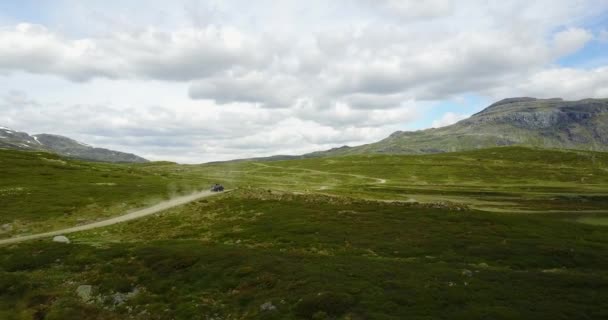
left=52, top=235, right=70, bottom=244
left=76, top=285, right=93, bottom=302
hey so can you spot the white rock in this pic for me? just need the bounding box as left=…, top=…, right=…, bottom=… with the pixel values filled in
left=76, top=285, right=93, bottom=302
left=260, top=301, right=277, bottom=311
left=112, top=288, right=140, bottom=306
left=53, top=235, right=70, bottom=244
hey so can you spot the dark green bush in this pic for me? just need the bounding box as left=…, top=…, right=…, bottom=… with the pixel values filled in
left=45, top=298, right=106, bottom=320
left=2, top=246, right=67, bottom=271
left=0, top=272, right=30, bottom=297
left=295, top=292, right=355, bottom=318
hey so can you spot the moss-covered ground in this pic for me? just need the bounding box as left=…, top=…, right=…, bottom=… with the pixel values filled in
left=1, top=146, right=607, bottom=319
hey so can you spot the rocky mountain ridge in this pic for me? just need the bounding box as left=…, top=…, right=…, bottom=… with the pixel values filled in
left=307, top=97, right=608, bottom=157
left=0, top=127, right=148, bottom=163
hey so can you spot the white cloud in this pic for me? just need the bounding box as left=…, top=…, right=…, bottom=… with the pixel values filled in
left=378, top=0, right=453, bottom=20
left=432, top=112, right=469, bottom=128
left=0, top=2, right=602, bottom=105
left=0, top=23, right=266, bottom=82
left=188, top=71, right=301, bottom=108
left=516, top=67, right=608, bottom=100
left=0, top=91, right=398, bottom=162
left=552, top=28, right=593, bottom=57
left=599, top=29, right=608, bottom=43
left=0, top=0, right=607, bottom=162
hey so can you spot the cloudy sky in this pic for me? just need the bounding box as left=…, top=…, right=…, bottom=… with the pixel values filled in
left=1, top=0, right=607, bottom=163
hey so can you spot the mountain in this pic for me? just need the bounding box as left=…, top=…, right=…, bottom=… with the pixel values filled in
left=0, top=127, right=148, bottom=163
left=308, top=97, right=608, bottom=157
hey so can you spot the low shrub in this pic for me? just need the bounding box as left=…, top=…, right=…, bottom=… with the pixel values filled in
left=295, top=292, right=355, bottom=318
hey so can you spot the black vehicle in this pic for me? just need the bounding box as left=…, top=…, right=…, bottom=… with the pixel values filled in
left=210, top=184, right=224, bottom=192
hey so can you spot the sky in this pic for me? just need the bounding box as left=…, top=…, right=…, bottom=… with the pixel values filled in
left=0, top=0, right=607, bottom=163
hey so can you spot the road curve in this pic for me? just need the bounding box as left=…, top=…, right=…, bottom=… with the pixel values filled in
left=253, top=163, right=388, bottom=184
left=0, top=190, right=229, bottom=246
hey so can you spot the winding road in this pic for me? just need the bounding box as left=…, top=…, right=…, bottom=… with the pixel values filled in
left=0, top=190, right=228, bottom=246
left=252, top=163, right=388, bottom=184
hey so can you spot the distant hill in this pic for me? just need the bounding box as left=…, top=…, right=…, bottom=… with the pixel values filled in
left=308, top=97, right=608, bottom=157
left=0, top=127, right=148, bottom=163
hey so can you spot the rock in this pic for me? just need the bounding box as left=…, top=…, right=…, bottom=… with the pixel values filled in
left=112, top=288, right=141, bottom=306
left=76, top=285, right=93, bottom=302
left=112, top=293, right=128, bottom=305
left=309, top=98, right=608, bottom=156
left=53, top=235, right=70, bottom=244
left=461, top=269, right=473, bottom=277
left=1, top=223, right=12, bottom=231
left=260, top=301, right=277, bottom=312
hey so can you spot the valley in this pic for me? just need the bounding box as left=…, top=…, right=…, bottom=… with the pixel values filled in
left=1, top=146, right=608, bottom=319
left=2, top=2, right=608, bottom=319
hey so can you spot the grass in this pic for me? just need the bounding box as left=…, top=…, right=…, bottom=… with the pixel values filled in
left=576, top=216, right=608, bottom=226
left=0, top=149, right=218, bottom=239
left=150, top=146, right=608, bottom=212
left=1, top=146, right=608, bottom=319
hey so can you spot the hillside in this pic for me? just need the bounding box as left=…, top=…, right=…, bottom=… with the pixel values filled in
left=310, top=97, right=608, bottom=157
left=2, top=146, right=608, bottom=319
left=0, top=149, right=215, bottom=240
left=0, top=127, right=147, bottom=163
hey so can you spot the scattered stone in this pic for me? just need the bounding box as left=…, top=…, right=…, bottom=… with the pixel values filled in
left=112, top=288, right=141, bottom=306
left=461, top=269, right=473, bottom=277
left=112, top=293, right=128, bottom=306
left=52, top=235, right=70, bottom=244
left=76, top=285, right=93, bottom=302
left=542, top=268, right=566, bottom=274
left=1, top=223, right=12, bottom=232
left=260, top=301, right=277, bottom=312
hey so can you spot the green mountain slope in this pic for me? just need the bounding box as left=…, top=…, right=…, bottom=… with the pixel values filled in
left=0, top=148, right=210, bottom=239
left=310, top=97, right=608, bottom=157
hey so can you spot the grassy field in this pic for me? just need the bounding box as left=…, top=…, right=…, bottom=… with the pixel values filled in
left=150, top=146, right=608, bottom=213
left=1, top=146, right=608, bottom=319
left=0, top=149, right=218, bottom=239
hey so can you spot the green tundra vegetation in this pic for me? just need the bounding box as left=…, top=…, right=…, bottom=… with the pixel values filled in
left=1, top=146, right=608, bottom=319
left=0, top=149, right=215, bottom=239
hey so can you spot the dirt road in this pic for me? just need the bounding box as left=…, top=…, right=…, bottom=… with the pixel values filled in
left=253, top=163, right=388, bottom=184
left=0, top=190, right=228, bottom=246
